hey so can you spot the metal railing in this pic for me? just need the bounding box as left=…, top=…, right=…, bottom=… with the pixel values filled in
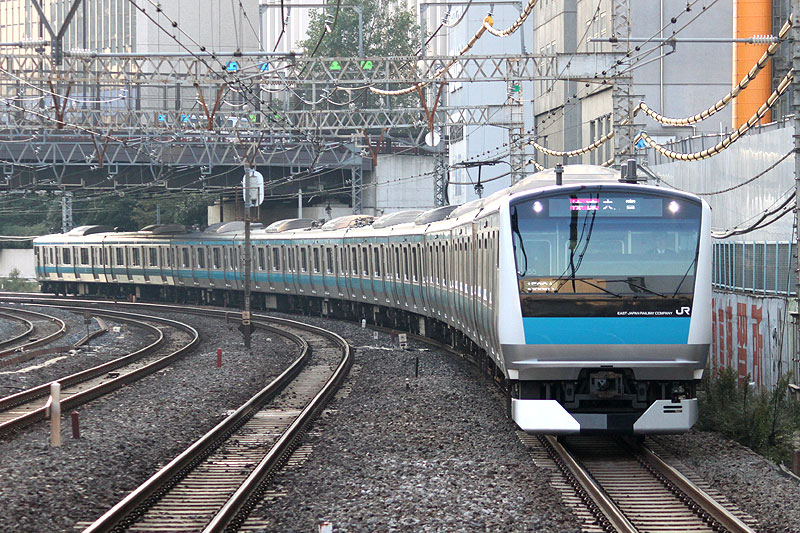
left=713, top=241, right=797, bottom=296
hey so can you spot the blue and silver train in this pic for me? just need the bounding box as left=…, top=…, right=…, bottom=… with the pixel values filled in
left=34, top=165, right=711, bottom=434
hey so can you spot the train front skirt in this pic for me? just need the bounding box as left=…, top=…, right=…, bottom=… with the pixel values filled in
left=511, top=398, right=698, bottom=434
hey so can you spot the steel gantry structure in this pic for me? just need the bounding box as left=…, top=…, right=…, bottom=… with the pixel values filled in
left=0, top=51, right=623, bottom=207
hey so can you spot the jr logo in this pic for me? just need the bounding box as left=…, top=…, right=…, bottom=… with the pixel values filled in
left=675, top=306, right=691, bottom=316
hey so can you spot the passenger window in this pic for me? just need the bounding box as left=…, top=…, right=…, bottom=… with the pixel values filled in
left=326, top=248, right=334, bottom=274
left=258, top=248, right=265, bottom=271
left=313, top=248, right=320, bottom=273
left=339, top=247, right=346, bottom=275
left=373, top=247, right=381, bottom=277
left=213, top=248, right=221, bottom=269
left=272, top=248, right=280, bottom=270
left=63, top=248, right=71, bottom=265
left=80, top=248, right=89, bottom=265
left=288, top=249, right=295, bottom=271
left=403, top=248, right=409, bottom=281
left=301, top=248, right=308, bottom=272
left=395, top=247, right=401, bottom=279
left=149, top=248, right=158, bottom=266
left=351, top=248, right=358, bottom=275
left=132, top=248, right=140, bottom=266
left=182, top=248, right=190, bottom=268
left=412, top=247, right=418, bottom=282
left=362, top=247, right=369, bottom=276
left=197, top=249, right=206, bottom=269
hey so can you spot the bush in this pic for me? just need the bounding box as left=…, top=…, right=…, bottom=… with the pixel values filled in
left=0, top=268, right=39, bottom=292
left=698, top=368, right=800, bottom=464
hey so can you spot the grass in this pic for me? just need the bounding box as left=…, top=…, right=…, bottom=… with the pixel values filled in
left=0, top=268, right=40, bottom=293
left=698, top=367, right=800, bottom=465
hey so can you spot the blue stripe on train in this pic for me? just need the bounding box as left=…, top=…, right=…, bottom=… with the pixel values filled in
left=522, top=317, right=691, bottom=344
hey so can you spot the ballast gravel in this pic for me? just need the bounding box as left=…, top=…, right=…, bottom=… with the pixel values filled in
left=0, top=304, right=149, bottom=395
left=1, top=305, right=799, bottom=532
left=0, top=306, right=296, bottom=533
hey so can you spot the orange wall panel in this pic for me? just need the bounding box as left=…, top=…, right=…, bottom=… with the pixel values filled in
left=732, top=0, right=772, bottom=127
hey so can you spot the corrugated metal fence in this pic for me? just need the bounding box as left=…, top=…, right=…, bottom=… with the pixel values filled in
left=711, top=241, right=798, bottom=390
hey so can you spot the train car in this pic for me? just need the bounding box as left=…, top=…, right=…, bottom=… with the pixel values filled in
left=33, top=165, right=710, bottom=435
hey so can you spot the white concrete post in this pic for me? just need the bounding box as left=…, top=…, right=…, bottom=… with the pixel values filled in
left=47, top=382, right=61, bottom=447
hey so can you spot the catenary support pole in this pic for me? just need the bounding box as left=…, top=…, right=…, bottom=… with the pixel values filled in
left=243, top=169, right=252, bottom=349
left=792, top=2, right=800, bottom=382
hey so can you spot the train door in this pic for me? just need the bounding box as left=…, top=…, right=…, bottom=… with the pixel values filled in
left=271, top=245, right=284, bottom=292
left=368, top=244, right=378, bottom=302
left=359, top=244, right=370, bottom=302
left=380, top=242, right=391, bottom=305
left=285, top=245, right=297, bottom=294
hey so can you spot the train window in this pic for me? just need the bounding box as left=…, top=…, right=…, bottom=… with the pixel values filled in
left=257, top=248, right=265, bottom=270
left=403, top=247, right=409, bottom=281
left=210, top=248, right=219, bottom=269
left=62, top=248, right=71, bottom=265
left=351, top=248, right=358, bottom=275
left=80, top=248, right=89, bottom=265
left=325, top=248, right=334, bottom=274
left=412, top=247, right=418, bottom=282
left=197, top=249, right=206, bottom=269
left=149, top=248, right=158, bottom=266
left=362, top=247, right=369, bottom=276
left=182, top=248, right=190, bottom=268
left=287, top=248, right=295, bottom=272
left=300, top=248, right=308, bottom=272
left=311, top=248, right=319, bottom=273
left=272, top=247, right=280, bottom=271
left=132, top=248, right=140, bottom=266
left=373, top=247, right=380, bottom=277
left=394, top=247, right=401, bottom=279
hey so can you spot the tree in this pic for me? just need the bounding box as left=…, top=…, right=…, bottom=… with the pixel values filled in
left=301, top=0, right=418, bottom=58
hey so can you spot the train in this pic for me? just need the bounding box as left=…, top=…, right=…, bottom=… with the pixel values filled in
left=33, top=165, right=711, bottom=434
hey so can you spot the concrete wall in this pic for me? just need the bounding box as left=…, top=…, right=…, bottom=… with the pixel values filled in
left=0, top=249, right=35, bottom=279
left=711, top=291, right=797, bottom=391
left=136, top=0, right=259, bottom=54
left=649, top=123, right=793, bottom=241
left=373, top=154, right=436, bottom=213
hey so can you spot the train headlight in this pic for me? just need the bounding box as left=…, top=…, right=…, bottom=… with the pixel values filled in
left=532, top=201, right=543, bottom=214
left=668, top=200, right=680, bottom=214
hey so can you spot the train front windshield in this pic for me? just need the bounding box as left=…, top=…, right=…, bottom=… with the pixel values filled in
left=511, top=189, right=702, bottom=306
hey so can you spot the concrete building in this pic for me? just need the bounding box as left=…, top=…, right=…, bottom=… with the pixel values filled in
left=0, top=0, right=258, bottom=54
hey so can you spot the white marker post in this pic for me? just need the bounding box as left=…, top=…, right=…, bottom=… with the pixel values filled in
left=45, top=382, right=61, bottom=447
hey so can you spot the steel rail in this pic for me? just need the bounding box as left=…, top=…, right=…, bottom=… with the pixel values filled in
left=205, top=317, right=352, bottom=532
left=543, top=435, right=639, bottom=533
left=82, top=314, right=351, bottom=532
left=637, top=444, right=756, bottom=533
left=0, top=306, right=66, bottom=357
left=0, top=309, right=34, bottom=349
left=0, top=305, right=198, bottom=436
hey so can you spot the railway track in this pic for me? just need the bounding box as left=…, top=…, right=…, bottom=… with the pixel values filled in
left=521, top=434, right=758, bottom=533
left=81, top=313, right=351, bottom=533
left=0, top=309, right=35, bottom=349
left=0, top=306, right=67, bottom=357
left=0, top=305, right=198, bottom=437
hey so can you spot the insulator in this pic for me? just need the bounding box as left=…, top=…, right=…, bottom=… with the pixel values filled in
left=749, top=35, right=778, bottom=44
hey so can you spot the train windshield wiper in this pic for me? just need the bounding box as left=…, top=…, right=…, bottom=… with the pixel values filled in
left=604, top=278, right=668, bottom=298
left=553, top=278, right=622, bottom=298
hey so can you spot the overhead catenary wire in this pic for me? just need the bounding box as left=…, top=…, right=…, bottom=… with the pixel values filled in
left=641, top=70, right=793, bottom=161
left=638, top=14, right=792, bottom=126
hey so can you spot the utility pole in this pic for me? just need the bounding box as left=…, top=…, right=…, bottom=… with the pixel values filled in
left=611, top=0, right=634, bottom=168
left=61, top=191, right=73, bottom=233
left=792, top=1, right=800, bottom=377
left=242, top=168, right=253, bottom=349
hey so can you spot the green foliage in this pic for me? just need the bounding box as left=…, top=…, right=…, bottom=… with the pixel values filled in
left=0, top=192, right=214, bottom=237
left=698, top=368, right=800, bottom=464
left=0, top=268, right=39, bottom=292
left=301, top=0, right=418, bottom=58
